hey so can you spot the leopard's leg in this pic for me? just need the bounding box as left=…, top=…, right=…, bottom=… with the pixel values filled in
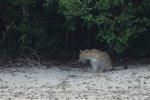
left=98, top=64, right=105, bottom=72
left=90, top=61, right=99, bottom=72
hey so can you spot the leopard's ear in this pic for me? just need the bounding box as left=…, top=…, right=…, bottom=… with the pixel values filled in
left=80, top=50, right=82, bottom=52
left=80, top=50, right=83, bottom=52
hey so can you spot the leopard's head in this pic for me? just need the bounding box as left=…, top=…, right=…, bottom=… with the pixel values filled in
left=78, top=49, right=90, bottom=63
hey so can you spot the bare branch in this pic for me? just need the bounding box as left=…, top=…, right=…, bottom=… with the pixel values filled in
left=29, top=47, right=41, bottom=65
left=0, top=22, right=14, bottom=45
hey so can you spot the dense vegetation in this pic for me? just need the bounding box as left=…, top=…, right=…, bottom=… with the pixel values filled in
left=0, top=0, right=150, bottom=60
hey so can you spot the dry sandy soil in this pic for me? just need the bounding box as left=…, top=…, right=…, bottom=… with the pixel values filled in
left=0, top=63, right=150, bottom=100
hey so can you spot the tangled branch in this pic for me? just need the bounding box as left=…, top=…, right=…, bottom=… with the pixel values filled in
left=0, top=22, right=14, bottom=45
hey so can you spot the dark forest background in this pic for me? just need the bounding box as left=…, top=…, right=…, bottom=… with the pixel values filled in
left=0, top=0, right=150, bottom=61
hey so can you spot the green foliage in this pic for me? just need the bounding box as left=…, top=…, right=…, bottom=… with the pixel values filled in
left=0, top=0, right=150, bottom=59
left=59, top=0, right=150, bottom=54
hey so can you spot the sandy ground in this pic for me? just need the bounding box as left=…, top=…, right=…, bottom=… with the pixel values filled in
left=0, top=64, right=150, bottom=100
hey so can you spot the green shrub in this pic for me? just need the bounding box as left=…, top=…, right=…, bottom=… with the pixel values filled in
left=0, top=0, right=150, bottom=59
left=59, top=0, right=150, bottom=55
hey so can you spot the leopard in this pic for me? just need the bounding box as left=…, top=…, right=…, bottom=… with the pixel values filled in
left=79, top=49, right=113, bottom=72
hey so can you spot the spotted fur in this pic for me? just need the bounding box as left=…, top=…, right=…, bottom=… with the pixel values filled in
left=79, top=49, right=113, bottom=72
